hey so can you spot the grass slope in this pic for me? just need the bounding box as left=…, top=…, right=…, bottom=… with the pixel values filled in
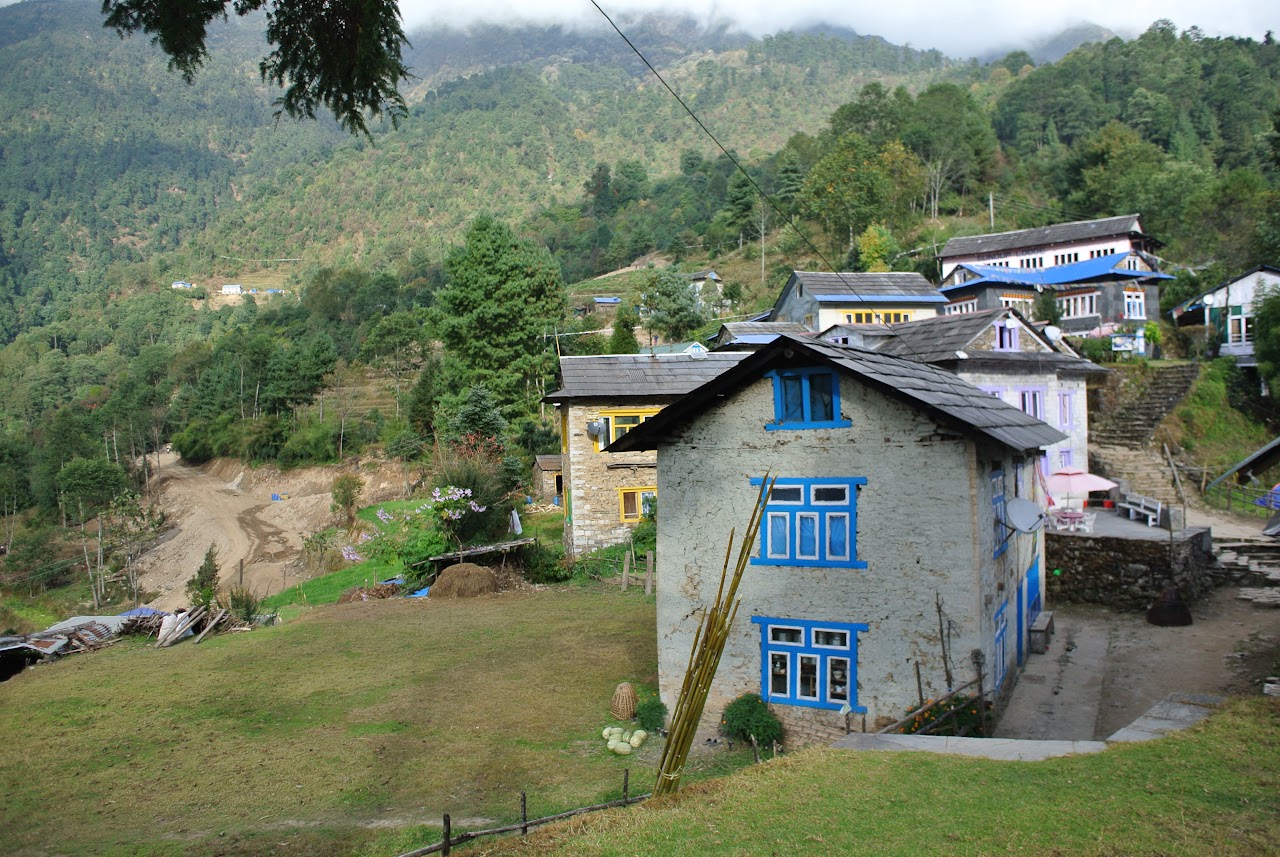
left=480, top=698, right=1280, bottom=857
left=0, top=585, right=713, bottom=856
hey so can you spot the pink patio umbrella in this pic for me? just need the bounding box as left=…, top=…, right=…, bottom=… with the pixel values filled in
left=1046, top=467, right=1117, bottom=507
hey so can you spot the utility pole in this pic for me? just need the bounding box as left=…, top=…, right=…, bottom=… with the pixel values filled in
left=989, top=193, right=995, bottom=229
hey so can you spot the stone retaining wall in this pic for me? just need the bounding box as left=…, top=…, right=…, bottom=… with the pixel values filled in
left=1045, top=528, right=1214, bottom=611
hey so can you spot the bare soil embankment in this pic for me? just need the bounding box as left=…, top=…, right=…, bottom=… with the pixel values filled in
left=136, top=454, right=404, bottom=609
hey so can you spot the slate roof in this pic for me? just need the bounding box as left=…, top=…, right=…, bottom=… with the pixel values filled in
left=780, top=271, right=947, bottom=305
left=870, top=310, right=1104, bottom=374
left=545, top=352, right=749, bottom=402
left=713, top=322, right=811, bottom=348
left=937, top=350, right=1107, bottom=375
left=608, top=334, right=1067, bottom=454
left=941, top=215, right=1151, bottom=258
left=940, top=252, right=1172, bottom=294
left=874, top=309, right=1009, bottom=363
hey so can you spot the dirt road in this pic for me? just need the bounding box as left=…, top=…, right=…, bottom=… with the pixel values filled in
left=136, top=454, right=332, bottom=609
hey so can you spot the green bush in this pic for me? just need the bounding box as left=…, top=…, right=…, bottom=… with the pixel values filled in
left=634, top=696, right=668, bottom=731
left=518, top=541, right=569, bottom=583
left=721, top=692, right=783, bottom=745
left=222, top=585, right=263, bottom=624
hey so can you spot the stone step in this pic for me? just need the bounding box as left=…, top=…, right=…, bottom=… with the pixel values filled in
left=1238, top=588, right=1280, bottom=606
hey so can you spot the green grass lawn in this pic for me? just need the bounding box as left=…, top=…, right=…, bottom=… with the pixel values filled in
left=0, top=584, right=695, bottom=856
left=476, top=698, right=1280, bottom=857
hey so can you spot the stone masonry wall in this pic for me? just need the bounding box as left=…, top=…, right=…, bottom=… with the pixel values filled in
left=563, top=403, right=660, bottom=557
left=655, top=374, right=1005, bottom=741
left=1045, top=527, right=1213, bottom=611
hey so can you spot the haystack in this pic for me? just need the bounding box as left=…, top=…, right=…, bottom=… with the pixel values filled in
left=431, top=563, right=499, bottom=598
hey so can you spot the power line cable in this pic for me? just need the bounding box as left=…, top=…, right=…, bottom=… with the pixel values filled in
left=587, top=0, right=937, bottom=365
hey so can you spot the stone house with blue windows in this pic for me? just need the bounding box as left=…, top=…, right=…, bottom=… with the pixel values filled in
left=609, top=335, right=1066, bottom=746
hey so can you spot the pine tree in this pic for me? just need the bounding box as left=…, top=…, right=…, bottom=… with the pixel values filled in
left=186, top=544, right=219, bottom=608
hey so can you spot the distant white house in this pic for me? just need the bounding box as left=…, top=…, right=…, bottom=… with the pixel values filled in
left=221, top=284, right=243, bottom=295
left=170, top=281, right=194, bottom=290
left=1170, top=265, right=1280, bottom=367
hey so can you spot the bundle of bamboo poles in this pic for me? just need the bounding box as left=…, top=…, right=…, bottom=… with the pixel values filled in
left=654, top=476, right=772, bottom=797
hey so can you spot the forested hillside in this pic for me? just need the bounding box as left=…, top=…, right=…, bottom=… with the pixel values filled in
left=1, top=4, right=1279, bottom=607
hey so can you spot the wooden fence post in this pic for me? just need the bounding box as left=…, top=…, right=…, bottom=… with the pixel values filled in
left=623, top=768, right=629, bottom=802
left=621, top=551, right=630, bottom=591
left=520, top=791, right=527, bottom=836
left=645, top=551, right=654, bottom=595
left=442, top=814, right=451, bottom=856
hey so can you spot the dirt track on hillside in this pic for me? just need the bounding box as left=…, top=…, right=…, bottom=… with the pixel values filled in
left=136, top=454, right=403, bottom=610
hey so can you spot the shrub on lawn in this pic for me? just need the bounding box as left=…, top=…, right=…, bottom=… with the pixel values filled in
left=721, top=692, right=783, bottom=745
left=518, top=541, right=569, bottom=583
left=635, top=696, right=669, bottom=732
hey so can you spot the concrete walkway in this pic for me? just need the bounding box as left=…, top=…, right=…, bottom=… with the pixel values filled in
left=830, top=692, right=1221, bottom=761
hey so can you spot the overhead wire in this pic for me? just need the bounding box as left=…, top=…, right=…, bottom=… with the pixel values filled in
left=586, top=0, right=938, bottom=366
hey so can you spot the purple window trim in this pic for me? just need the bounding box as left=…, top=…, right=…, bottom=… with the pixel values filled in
left=1057, top=391, right=1073, bottom=429
left=1014, top=386, right=1048, bottom=421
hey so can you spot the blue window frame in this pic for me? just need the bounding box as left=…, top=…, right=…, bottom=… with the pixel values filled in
left=991, top=468, right=1007, bottom=559
left=750, top=477, right=867, bottom=568
left=993, top=601, right=1009, bottom=690
left=765, top=368, right=852, bottom=430
left=751, top=617, right=868, bottom=711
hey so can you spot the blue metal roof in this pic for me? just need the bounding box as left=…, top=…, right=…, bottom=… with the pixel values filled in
left=942, top=252, right=1172, bottom=293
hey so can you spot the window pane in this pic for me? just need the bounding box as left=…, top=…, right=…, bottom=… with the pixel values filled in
left=768, top=513, right=789, bottom=558
left=770, top=627, right=802, bottom=644
left=622, top=492, right=638, bottom=519
left=781, top=377, right=804, bottom=422
left=641, top=491, right=656, bottom=517
left=828, top=657, right=850, bottom=702
left=813, top=486, right=847, bottom=503
left=770, top=653, right=789, bottom=696
left=797, top=514, right=818, bottom=559
left=827, top=513, right=849, bottom=560
left=814, top=630, right=848, bottom=648
left=808, top=373, right=834, bottom=421
left=771, top=486, right=803, bottom=503
left=798, top=655, right=818, bottom=699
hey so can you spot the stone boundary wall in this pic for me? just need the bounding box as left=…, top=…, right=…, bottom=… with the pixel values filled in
left=1045, top=528, right=1213, bottom=611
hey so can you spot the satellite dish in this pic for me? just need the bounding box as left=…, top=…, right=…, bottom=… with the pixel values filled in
left=1006, top=498, right=1046, bottom=534
left=955, top=350, right=969, bottom=359
left=1044, top=325, right=1062, bottom=342
left=1004, top=315, right=1020, bottom=329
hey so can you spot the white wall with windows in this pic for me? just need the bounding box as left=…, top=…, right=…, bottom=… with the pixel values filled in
left=959, top=368, right=1088, bottom=482
left=652, top=369, right=1032, bottom=744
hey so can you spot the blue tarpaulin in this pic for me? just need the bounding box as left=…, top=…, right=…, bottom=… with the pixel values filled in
left=408, top=587, right=430, bottom=598
left=117, top=606, right=167, bottom=617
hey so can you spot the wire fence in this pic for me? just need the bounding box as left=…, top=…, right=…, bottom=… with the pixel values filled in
left=395, top=769, right=649, bottom=857
left=1204, top=482, right=1280, bottom=519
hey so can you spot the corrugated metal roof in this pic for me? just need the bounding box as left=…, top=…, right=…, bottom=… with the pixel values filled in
left=546, top=352, right=749, bottom=402
left=941, top=215, right=1148, bottom=258
left=534, top=454, right=562, bottom=471
left=788, top=271, right=942, bottom=298
left=609, top=334, right=1067, bottom=454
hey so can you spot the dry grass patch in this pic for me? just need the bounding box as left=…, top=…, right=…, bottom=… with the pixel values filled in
left=0, top=585, right=699, bottom=856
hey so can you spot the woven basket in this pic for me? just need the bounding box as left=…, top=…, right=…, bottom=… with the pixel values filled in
left=610, top=682, right=637, bottom=719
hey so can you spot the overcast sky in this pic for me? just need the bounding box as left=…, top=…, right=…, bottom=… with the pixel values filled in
left=397, top=0, right=1275, bottom=55
left=0, top=0, right=1270, bottom=56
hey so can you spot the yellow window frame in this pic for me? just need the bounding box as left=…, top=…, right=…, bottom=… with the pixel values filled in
left=618, top=486, right=657, bottom=522
left=594, top=408, right=660, bottom=452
